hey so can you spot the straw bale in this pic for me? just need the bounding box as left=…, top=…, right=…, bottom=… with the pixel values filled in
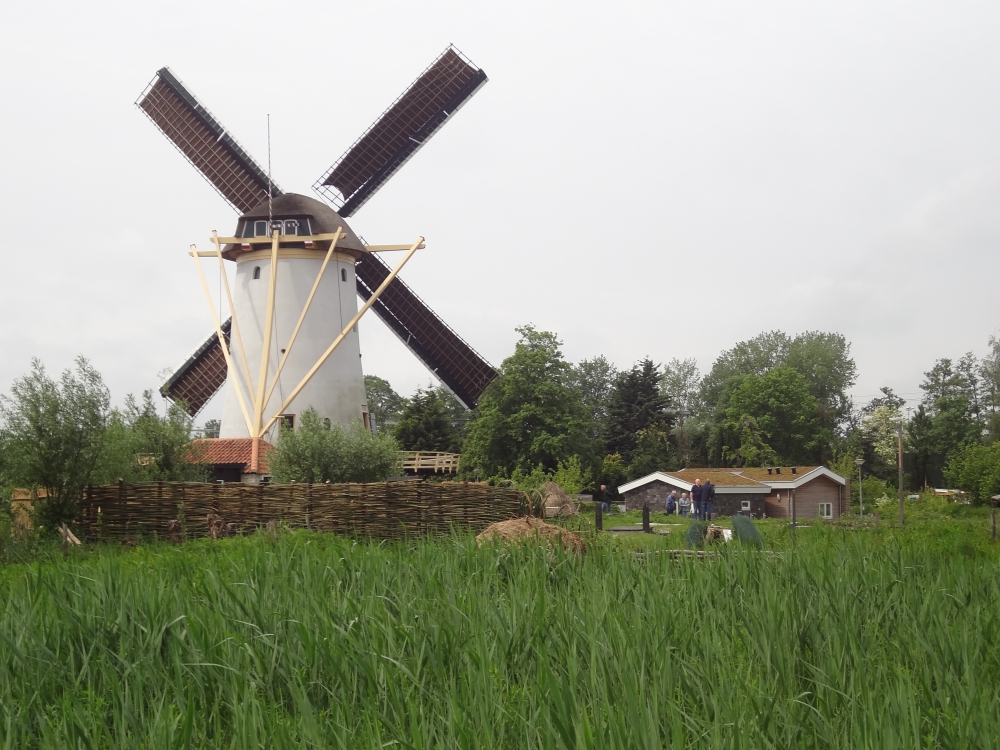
left=541, top=481, right=579, bottom=517
left=476, top=516, right=586, bottom=554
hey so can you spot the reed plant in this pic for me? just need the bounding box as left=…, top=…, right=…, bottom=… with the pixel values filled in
left=1, top=522, right=998, bottom=748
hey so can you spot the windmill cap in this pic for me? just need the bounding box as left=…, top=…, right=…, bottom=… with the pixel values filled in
left=224, top=193, right=367, bottom=258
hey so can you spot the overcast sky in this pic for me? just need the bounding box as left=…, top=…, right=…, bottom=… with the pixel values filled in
left=3, top=0, right=999, bottom=421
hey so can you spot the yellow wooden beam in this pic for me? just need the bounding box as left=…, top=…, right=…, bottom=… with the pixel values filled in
left=364, top=243, right=427, bottom=252
left=211, top=231, right=256, bottom=399
left=261, top=228, right=344, bottom=410
left=253, top=231, right=280, bottom=437
left=258, top=236, right=424, bottom=437
left=189, top=244, right=254, bottom=435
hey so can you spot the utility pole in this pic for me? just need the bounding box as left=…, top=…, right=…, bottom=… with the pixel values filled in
left=855, top=458, right=865, bottom=516
left=898, top=419, right=905, bottom=526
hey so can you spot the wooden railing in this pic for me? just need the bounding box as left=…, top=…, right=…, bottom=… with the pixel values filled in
left=401, top=451, right=461, bottom=474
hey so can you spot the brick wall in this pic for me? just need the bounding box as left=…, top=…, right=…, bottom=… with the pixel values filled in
left=711, top=493, right=767, bottom=518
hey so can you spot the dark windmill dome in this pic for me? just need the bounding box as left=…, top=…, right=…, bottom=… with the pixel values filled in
left=225, top=193, right=367, bottom=259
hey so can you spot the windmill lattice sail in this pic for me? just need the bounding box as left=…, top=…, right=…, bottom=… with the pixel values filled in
left=313, top=45, right=488, bottom=217
left=137, top=68, right=280, bottom=213
left=355, top=254, right=497, bottom=409
left=160, top=319, right=231, bottom=416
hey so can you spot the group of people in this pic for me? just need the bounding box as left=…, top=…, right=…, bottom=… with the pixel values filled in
left=664, top=478, right=714, bottom=521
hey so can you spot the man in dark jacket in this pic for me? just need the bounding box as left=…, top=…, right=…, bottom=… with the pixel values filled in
left=599, top=484, right=611, bottom=513
left=701, top=480, right=716, bottom=521
left=690, top=479, right=702, bottom=520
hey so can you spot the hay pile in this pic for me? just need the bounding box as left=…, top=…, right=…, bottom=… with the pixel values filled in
left=541, top=481, right=579, bottom=517
left=476, top=516, right=586, bottom=554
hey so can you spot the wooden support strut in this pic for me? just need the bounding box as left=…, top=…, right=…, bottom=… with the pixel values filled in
left=211, top=230, right=256, bottom=399
left=190, top=244, right=255, bottom=435
left=253, top=231, right=280, bottom=443
left=261, top=228, right=344, bottom=411
left=258, top=237, right=424, bottom=437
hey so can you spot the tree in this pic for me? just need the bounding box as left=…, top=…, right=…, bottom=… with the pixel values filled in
left=269, top=408, right=400, bottom=483
left=723, top=414, right=776, bottom=468
left=364, top=374, right=406, bottom=433
left=859, top=404, right=903, bottom=483
left=784, top=331, right=858, bottom=439
left=721, top=366, right=826, bottom=465
left=626, top=427, right=676, bottom=479
left=202, top=419, right=221, bottom=439
left=661, top=357, right=701, bottom=466
left=700, top=331, right=792, bottom=407
left=569, top=356, right=618, bottom=428
left=604, top=358, right=670, bottom=465
left=0, top=357, right=111, bottom=526
left=102, top=391, right=208, bottom=482
left=393, top=388, right=458, bottom=452
left=945, top=442, right=1000, bottom=504
left=463, top=325, right=589, bottom=477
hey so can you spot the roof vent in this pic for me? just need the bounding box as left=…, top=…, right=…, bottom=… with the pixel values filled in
left=767, top=467, right=773, bottom=475
left=775, top=467, right=781, bottom=475
left=791, top=466, right=797, bottom=474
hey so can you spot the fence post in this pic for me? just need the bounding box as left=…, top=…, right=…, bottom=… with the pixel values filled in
left=595, top=499, right=603, bottom=532
left=307, top=482, right=313, bottom=530
left=642, top=503, right=651, bottom=533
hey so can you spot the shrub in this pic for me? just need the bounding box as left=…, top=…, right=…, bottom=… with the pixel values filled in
left=269, top=409, right=401, bottom=483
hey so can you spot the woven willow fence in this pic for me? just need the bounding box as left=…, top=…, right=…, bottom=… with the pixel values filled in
left=78, top=481, right=529, bottom=542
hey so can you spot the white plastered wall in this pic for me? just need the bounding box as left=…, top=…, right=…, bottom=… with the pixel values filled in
left=219, top=252, right=367, bottom=439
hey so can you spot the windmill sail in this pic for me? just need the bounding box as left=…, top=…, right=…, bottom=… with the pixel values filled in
left=355, top=254, right=497, bottom=409
left=313, top=45, right=488, bottom=217
left=137, top=68, right=280, bottom=213
left=160, top=319, right=231, bottom=416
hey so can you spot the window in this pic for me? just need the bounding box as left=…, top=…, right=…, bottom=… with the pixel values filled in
left=279, top=414, right=295, bottom=430
left=253, top=266, right=261, bottom=280
left=819, top=503, right=832, bottom=519
left=341, top=268, right=347, bottom=282
left=254, top=220, right=267, bottom=237
left=283, top=219, right=299, bottom=235
left=741, top=500, right=751, bottom=512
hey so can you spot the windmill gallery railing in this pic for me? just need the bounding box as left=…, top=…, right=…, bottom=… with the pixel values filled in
left=78, top=481, right=525, bottom=542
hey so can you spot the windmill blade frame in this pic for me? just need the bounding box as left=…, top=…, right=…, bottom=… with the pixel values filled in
left=137, top=68, right=280, bottom=213
left=313, top=45, right=488, bottom=217
left=355, top=254, right=497, bottom=409
left=160, top=319, right=232, bottom=416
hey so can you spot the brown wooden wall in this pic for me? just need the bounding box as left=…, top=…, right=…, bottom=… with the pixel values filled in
left=79, top=481, right=527, bottom=542
left=764, top=476, right=843, bottom=520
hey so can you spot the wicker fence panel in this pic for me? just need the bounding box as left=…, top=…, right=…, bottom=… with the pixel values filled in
left=78, top=481, right=527, bottom=542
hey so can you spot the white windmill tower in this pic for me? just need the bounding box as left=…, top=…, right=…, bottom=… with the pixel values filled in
left=137, top=48, right=499, bottom=470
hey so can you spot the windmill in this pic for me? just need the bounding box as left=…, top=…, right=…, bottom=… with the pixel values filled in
left=137, top=45, right=497, bottom=448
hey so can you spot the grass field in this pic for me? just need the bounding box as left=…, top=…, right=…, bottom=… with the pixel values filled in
left=2, top=502, right=999, bottom=748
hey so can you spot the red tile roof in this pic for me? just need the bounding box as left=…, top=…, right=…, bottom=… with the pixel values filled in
left=190, top=438, right=274, bottom=474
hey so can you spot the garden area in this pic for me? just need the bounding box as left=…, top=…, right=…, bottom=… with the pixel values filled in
left=2, top=497, right=998, bottom=748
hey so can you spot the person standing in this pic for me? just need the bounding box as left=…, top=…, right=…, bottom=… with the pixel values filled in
left=701, top=479, right=715, bottom=521
left=679, top=492, right=691, bottom=517
left=665, top=490, right=678, bottom=515
left=690, top=479, right=703, bottom=521
left=599, top=484, right=611, bottom=513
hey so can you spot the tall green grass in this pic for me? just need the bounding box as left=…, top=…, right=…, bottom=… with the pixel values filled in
left=1, top=525, right=998, bottom=748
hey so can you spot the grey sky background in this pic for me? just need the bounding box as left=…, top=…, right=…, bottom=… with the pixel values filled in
left=2, top=0, right=999, bottom=421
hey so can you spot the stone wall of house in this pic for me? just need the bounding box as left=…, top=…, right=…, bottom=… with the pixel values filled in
left=622, top=480, right=673, bottom=512
left=710, top=493, right=767, bottom=518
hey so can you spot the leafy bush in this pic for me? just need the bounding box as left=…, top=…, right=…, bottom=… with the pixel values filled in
left=269, top=408, right=401, bottom=483
left=945, top=442, right=1000, bottom=504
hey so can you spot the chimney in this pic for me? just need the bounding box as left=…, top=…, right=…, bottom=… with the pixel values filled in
left=775, top=467, right=781, bottom=475
left=791, top=466, right=797, bottom=475
left=767, top=467, right=773, bottom=475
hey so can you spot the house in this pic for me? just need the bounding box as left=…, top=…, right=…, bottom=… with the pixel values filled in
left=617, top=466, right=847, bottom=520
left=191, top=438, right=275, bottom=483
